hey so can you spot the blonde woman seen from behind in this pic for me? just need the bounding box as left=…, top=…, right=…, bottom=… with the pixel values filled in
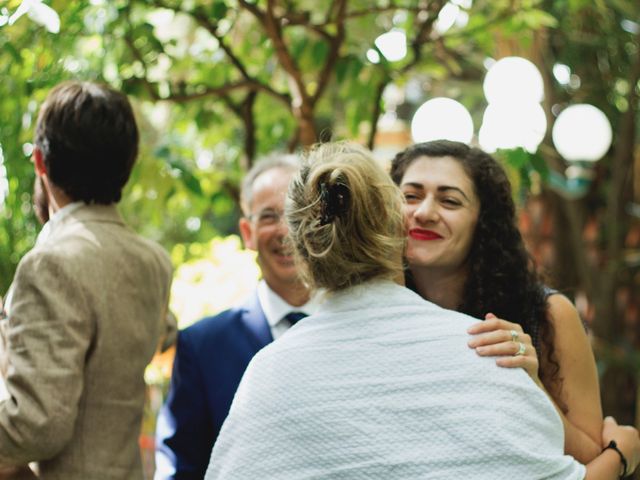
left=205, top=142, right=638, bottom=480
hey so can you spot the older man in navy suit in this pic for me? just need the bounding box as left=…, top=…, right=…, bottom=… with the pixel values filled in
left=155, top=155, right=317, bottom=479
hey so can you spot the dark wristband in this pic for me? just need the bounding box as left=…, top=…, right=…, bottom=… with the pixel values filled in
left=603, top=440, right=628, bottom=478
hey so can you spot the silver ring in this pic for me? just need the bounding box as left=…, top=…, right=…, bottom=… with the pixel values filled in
left=514, top=342, right=526, bottom=357
left=509, top=329, right=519, bottom=343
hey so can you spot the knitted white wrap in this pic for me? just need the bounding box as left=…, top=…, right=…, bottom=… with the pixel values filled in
left=206, top=280, right=585, bottom=479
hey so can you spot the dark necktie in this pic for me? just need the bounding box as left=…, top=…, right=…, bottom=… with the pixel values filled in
left=284, top=311, right=308, bottom=327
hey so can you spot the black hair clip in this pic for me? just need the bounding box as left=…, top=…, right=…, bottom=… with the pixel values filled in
left=319, top=181, right=349, bottom=226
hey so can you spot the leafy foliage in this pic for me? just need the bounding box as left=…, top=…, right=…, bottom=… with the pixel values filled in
left=0, top=0, right=638, bottom=425
left=0, top=0, right=554, bottom=292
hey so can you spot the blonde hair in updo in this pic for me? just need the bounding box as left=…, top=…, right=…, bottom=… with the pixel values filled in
left=286, top=142, right=405, bottom=292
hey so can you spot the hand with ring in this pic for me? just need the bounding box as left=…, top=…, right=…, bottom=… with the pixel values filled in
left=467, top=313, right=539, bottom=381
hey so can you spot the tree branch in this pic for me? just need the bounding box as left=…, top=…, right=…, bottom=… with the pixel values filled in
left=246, top=0, right=315, bottom=145
left=190, top=10, right=251, bottom=79
left=237, top=0, right=265, bottom=21
left=311, top=0, right=346, bottom=106
left=162, top=81, right=259, bottom=102
left=280, top=11, right=332, bottom=41
left=218, top=93, right=241, bottom=115
left=430, top=37, right=484, bottom=79
left=444, top=7, right=518, bottom=40
left=343, top=4, right=431, bottom=21
left=324, top=0, right=340, bottom=24
left=150, top=0, right=292, bottom=107
left=260, top=0, right=310, bottom=107
left=123, top=5, right=161, bottom=100
left=367, top=77, right=389, bottom=150
left=404, top=1, right=444, bottom=70
left=220, top=179, right=241, bottom=206
left=241, top=89, right=258, bottom=165
left=192, top=11, right=292, bottom=106
left=276, top=4, right=428, bottom=29
left=123, top=36, right=161, bottom=100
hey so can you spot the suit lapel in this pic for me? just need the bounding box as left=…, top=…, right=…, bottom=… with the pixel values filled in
left=239, top=291, right=273, bottom=351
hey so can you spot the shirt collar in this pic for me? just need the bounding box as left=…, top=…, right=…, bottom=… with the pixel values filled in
left=35, top=201, right=84, bottom=246
left=256, top=279, right=320, bottom=328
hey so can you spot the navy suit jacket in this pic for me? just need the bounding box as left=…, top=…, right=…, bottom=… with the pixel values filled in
left=154, top=292, right=272, bottom=479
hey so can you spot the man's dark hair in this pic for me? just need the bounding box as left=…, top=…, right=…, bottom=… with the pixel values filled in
left=34, top=81, right=139, bottom=204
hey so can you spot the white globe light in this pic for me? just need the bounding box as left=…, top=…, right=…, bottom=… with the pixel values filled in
left=434, top=3, right=460, bottom=35
left=552, top=104, right=612, bottom=162
left=366, top=48, right=380, bottom=64
left=374, top=30, right=407, bottom=62
left=411, top=97, right=474, bottom=144
left=478, top=102, right=547, bottom=153
left=483, top=56, right=544, bottom=104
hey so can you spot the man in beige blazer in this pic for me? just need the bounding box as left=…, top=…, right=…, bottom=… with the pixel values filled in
left=0, top=81, right=174, bottom=479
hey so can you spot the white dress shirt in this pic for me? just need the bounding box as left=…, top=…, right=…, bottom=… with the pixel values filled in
left=256, top=280, right=321, bottom=339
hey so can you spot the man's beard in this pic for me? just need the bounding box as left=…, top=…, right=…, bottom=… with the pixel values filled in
left=33, top=176, right=49, bottom=225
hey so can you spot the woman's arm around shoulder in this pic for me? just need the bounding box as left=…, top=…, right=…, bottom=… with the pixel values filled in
left=543, top=293, right=603, bottom=464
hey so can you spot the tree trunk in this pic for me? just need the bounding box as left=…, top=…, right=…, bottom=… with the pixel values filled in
left=295, top=102, right=317, bottom=148
left=241, top=90, right=258, bottom=169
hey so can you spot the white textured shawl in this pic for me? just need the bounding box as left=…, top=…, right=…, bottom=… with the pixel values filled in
left=206, top=280, right=585, bottom=479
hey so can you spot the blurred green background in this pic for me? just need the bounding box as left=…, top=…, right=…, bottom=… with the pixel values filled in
left=1, top=0, right=639, bottom=476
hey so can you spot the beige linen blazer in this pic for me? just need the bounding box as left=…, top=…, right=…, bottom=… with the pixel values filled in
left=0, top=204, right=173, bottom=479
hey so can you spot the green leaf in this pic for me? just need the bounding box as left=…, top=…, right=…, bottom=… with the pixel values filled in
left=2, top=42, right=22, bottom=64
left=529, top=152, right=550, bottom=180
left=170, top=160, right=204, bottom=197
left=520, top=9, right=558, bottom=29
left=519, top=166, right=531, bottom=191
left=290, top=36, right=308, bottom=60
left=311, top=40, right=329, bottom=65
left=335, top=56, right=350, bottom=84
left=164, top=186, right=177, bottom=201
left=502, top=147, right=529, bottom=169
left=154, top=145, right=171, bottom=160
left=348, top=56, right=364, bottom=80
left=211, top=1, right=228, bottom=20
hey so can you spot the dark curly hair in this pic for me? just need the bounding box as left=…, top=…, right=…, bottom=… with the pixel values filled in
left=390, top=140, right=563, bottom=405
left=34, top=81, right=139, bottom=204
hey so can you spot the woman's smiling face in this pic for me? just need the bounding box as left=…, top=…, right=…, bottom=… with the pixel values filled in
left=400, top=155, right=480, bottom=275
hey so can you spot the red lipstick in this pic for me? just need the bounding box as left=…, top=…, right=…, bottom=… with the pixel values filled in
left=409, top=228, right=443, bottom=241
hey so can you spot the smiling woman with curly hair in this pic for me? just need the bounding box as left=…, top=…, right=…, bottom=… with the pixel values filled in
left=390, top=139, right=602, bottom=463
